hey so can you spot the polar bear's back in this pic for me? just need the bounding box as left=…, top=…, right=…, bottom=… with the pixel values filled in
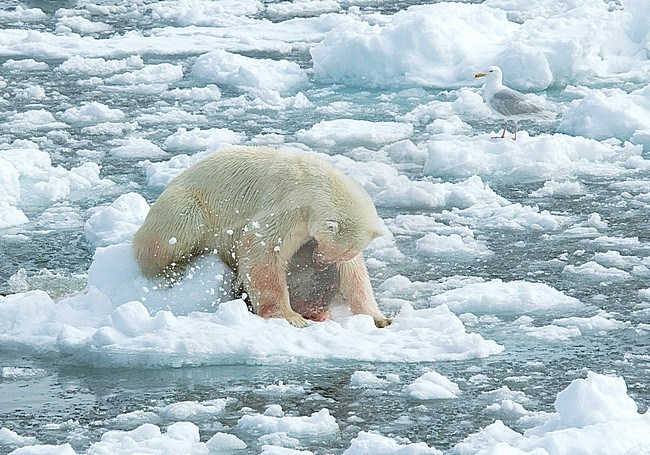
left=169, top=146, right=361, bottom=214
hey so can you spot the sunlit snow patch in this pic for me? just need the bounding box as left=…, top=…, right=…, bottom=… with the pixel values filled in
left=454, top=372, right=650, bottom=454
left=429, top=279, right=583, bottom=316
left=0, top=240, right=502, bottom=368
left=424, top=133, right=646, bottom=182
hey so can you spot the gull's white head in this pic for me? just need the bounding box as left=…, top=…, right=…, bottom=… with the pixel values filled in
left=474, top=66, right=503, bottom=84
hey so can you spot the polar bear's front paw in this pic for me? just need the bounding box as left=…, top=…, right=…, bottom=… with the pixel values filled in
left=284, top=311, right=309, bottom=328
left=259, top=303, right=309, bottom=328
left=374, top=317, right=392, bottom=328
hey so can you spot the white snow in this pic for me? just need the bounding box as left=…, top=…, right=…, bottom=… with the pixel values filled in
left=423, top=133, right=644, bottom=182
left=455, top=372, right=650, bottom=454
left=163, top=127, right=245, bottom=153
left=192, top=49, right=308, bottom=95
left=429, top=280, right=583, bottom=316
left=235, top=408, right=339, bottom=438
left=109, top=138, right=168, bottom=159
left=60, top=102, right=125, bottom=126
left=403, top=371, right=460, bottom=400
left=344, top=431, right=441, bottom=455
left=296, top=119, right=413, bottom=148
left=84, top=193, right=150, bottom=248
left=1, top=0, right=649, bottom=453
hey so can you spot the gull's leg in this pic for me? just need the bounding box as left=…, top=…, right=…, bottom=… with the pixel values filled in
left=512, top=121, right=519, bottom=140
left=492, top=121, right=507, bottom=139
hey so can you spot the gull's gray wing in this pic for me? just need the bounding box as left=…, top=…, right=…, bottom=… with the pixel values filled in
left=490, top=87, right=545, bottom=117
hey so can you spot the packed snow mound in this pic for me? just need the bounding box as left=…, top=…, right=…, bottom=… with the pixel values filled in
left=0, top=270, right=502, bottom=367
left=344, top=431, right=441, bottom=455
left=311, top=3, right=517, bottom=88
left=0, top=141, right=114, bottom=227
left=423, top=133, right=646, bottom=182
left=0, top=185, right=505, bottom=368
left=312, top=1, right=650, bottom=90
left=192, top=49, right=308, bottom=95
left=454, top=372, right=650, bottom=455
left=296, top=119, right=414, bottom=148
left=558, top=85, right=650, bottom=146
left=429, top=279, right=583, bottom=315
left=84, top=193, right=150, bottom=248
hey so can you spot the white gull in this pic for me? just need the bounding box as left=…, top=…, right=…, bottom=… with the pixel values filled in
left=475, top=65, right=555, bottom=140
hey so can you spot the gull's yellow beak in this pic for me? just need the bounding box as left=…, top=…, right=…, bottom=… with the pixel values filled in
left=475, top=72, right=486, bottom=78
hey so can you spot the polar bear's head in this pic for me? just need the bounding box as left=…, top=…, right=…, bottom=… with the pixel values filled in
left=310, top=214, right=383, bottom=268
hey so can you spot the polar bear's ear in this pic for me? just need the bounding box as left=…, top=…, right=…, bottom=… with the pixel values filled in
left=324, top=220, right=340, bottom=234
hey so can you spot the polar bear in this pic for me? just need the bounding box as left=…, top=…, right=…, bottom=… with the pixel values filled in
left=132, top=146, right=391, bottom=328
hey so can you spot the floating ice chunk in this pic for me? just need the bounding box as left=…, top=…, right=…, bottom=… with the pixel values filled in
left=0, top=5, right=46, bottom=23
left=311, top=3, right=516, bottom=88
left=416, top=232, right=493, bottom=259
left=15, top=84, right=46, bottom=100
left=84, top=193, right=149, bottom=248
left=192, top=49, right=307, bottom=95
left=297, top=119, right=413, bottom=148
left=236, top=408, right=339, bottom=438
left=161, top=85, right=222, bottom=101
left=523, top=324, right=582, bottom=341
left=86, top=242, right=233, bottom=315
left=631, top=129, right=650, bottom=152
left=109, top=137, right=168, bottom=159
left=344, top=431, right=441, bottom=455
left=56, top=55, right=144, bottom=76
left=485, top=400, right=533, bottom=419
left=455, top=372, right=650, bottom=454
left=530, top=180, right=585, bottom=198
left=110, top=410, right=161, bottom=429
left=328, top=154, right=506, bottom=210
left=593, top=250, right=642, bottom=269
left=484, top=0, right=605, bottom=22
left=429, top=279, right=583, bottom=316
left=0, top=427, right=38, bottom=446
left=541, top=372, right=640, bottom=431
left=266, top=0, right=340, bottom=19
left=106, top=63, right=184, bottom=85
left=52, top=293, right=501, bottom=367
left=0, top=289, right=106, bottom=353
left=381, top=140, right=428, bottom=165
left=158, top=399, right=228, bottom=421
left=4, top=109, right=68, bottom=133
left=57, top=15, right=112, bottom=34
left=8, top=443, right=78, bottom=454
left=398, top=89, right=491, bottom=126
left=0, top=201, right=28, bottom=229
left=404, top=371, right=460, bottom=399
left=426, top=115, right=472, bottom=135
left=87, top=422, right=207, bottom=455
left=497, top=3, right=650, bottom=91
left=558, top=86, right=650, bottom=142
left=257, top=381, right=309, bottom=396
left=0, top=367, right=47, bottom=380
left=2, top=59, right=48, bottom=71
left=163, top=127, right=245, bottom=153
left=206, top=432, right=247, bottom=451
left=552, top=313, right=628, bottom=334
left=150, top=0, right=263, bottom=26
left=424, top=133, right=645, bottom=182
left=0, top=143, right=113, bottom=205
left=563, top=261, right=631, bottom=282
left=349, top=371, right=390, bottom=388
left=60, top=102, right=125, bottom=126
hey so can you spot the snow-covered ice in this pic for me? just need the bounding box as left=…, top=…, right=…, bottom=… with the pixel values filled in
left=0, top=0, right=648, bottom=453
